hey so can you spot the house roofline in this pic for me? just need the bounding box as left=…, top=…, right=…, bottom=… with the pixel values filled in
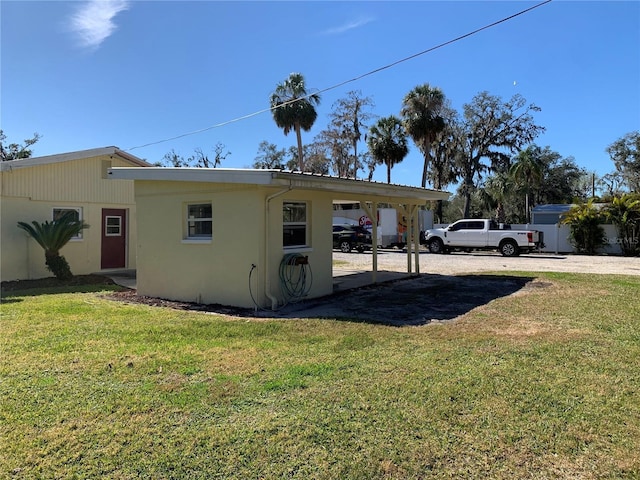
left=108, top=167, right=451, bottom=202
left=0, top=146, right=151, bottom=171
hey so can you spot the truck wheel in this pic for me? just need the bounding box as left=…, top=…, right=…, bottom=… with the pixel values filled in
left=428, top=238, right=445, bottom=254
left=340, top=241, right=352, bottom=253
left=499, top=240, right=520, bottom=257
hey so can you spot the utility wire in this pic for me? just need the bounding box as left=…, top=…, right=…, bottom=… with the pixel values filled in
left=126, top=0, right=552, bottom=152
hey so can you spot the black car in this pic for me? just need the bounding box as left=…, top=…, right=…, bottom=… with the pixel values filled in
left=332, top=224, right=372, bottom=253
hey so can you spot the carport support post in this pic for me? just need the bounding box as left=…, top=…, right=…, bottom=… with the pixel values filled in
left=406, top=207, right=412, bottom=273
left=398, top=204, right=418, bottom=274
left=413, top=205, right=420, bottom=275
left=360, top=201, right=378, bottom=283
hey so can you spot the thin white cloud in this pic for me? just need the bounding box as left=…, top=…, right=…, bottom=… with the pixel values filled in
left=321, top=16, right=375, bottom=35
left=70, top=0, right=130, bottom=50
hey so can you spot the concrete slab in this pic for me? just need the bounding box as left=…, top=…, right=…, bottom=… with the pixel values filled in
left=333, top=270, right=415, bottom=291
left=264, top=273, right=538, bottom=326
left=103, top=269, right=410, bottom=294
left=101, top=269, right=137, bottom=289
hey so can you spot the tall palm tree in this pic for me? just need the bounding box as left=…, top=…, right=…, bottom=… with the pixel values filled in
left=400, top=84, right=446, bottom=188
left=367, top=116, right=409, bottom=184
left=428, top=105, right=461, bottom=222
left=270, top=73, right=321, bottom=172
left=17, top=211, right=89, bottom=280
left=510, top=146, right=544, bottom=223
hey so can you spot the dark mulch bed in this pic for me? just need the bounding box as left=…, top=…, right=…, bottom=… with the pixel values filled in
left=1, top=274, right=116, bottom=292
left=2, top=273, right=545, bottom=325
left=108, top=289, right=253, bottom=317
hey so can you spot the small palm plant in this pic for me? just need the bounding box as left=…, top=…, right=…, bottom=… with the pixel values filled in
left=560, top=200, right=606, bottom=255
left=604, top=193, right=640, bottom=256
left=17, top=211, right=89, bottom=280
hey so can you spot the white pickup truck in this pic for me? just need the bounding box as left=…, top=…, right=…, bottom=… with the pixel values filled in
left=422, top=219, right=544, bottom=257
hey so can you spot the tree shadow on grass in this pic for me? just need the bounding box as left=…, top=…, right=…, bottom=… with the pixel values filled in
left=274, top=274, right=540, bottom=326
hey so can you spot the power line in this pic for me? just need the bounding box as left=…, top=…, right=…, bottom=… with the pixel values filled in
left=126, top=0, right=552, bottom=152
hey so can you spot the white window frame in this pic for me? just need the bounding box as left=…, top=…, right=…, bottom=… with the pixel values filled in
left=52, top=207, right=83, bottom=240
left=104, top=216, right=122, bottom=237
left=185, top=202, right=213, bottom=242
left=283, top=201, right=308, bottom=249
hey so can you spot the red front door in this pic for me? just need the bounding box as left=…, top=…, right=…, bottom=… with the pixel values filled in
left=101, top=208, right=127, bottom=269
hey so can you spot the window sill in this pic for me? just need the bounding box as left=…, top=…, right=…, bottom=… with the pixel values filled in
left=283, top=246, right=313, bottom=253
left=182, top=239, right=212, bottom=244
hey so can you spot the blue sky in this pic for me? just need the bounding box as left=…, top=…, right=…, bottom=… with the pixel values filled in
left=2, top=0, right=639, bottom=188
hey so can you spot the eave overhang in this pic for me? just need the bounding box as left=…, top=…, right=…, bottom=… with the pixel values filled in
left=108, top=167, right=451, bottom=203
left=0, top=147, right=151, bottom=172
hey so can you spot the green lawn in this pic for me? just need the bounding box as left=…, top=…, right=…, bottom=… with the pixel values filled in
left=1, top=273, right=639, bottom=479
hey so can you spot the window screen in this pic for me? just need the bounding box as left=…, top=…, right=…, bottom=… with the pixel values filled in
left=186, top=203, right=212, bottom=239
left=283, top=202, right=307, bottom=247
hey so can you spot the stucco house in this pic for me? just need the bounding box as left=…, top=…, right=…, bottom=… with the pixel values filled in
left=1, top=147, right=150, bottom=282
left=108, top=167, right=450, bottom=309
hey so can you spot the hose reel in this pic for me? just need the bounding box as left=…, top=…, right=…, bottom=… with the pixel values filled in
left=279, top=253, right=312, bottom=303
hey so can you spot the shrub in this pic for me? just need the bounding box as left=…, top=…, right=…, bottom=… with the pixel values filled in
left=604, top=193, right=640, bottom=256
left=561, top=200, right=606, bottom=254
left=17, top=211, right=89, bottom=280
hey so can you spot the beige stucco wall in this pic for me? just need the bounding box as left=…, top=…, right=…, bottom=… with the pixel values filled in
left=133, top=180, right=334, bottom=308
left=1, top=155, right=139, bottom=281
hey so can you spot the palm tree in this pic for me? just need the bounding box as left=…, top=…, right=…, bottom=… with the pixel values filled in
left=560, top=200, right=606, bottom=254
left=400, top=84, right=446, bottom=188
left=510, top=146, right=544, bottom=223
left=484, top=171, right=514, bottom=224
left=604, top=193, right=640, bottom=256
left=17, top=211, right=89, bottom=280
left=367, top=116, right=409, bottom=184
left=270, top=73, right=321, bottom=172
left=428, top=105, right=461, bottom=222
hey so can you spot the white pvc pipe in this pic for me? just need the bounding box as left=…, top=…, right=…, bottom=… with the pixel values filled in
left=265, top=185, right=292, bottom=310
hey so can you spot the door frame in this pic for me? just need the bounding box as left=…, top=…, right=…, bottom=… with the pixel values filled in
left=101, top=208, right=128, bottom=269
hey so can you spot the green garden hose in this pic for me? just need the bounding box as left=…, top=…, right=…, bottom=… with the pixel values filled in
left=278, top=253, right=312, bottom=303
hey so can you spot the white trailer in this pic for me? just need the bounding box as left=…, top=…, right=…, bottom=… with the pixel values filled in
left=333, top=204, right=434, bottom=248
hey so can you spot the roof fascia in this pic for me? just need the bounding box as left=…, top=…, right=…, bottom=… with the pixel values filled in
left=113, top=149, right=153, bottom=167
left=107, top=167, right=451, bottom=202
left=108, top=167, right=276, bottom=184
left=272, top=172, right=451, bottom=202
left=0, top=147, right=150, bottom=171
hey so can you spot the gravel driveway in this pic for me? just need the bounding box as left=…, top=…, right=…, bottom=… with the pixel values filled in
left=333, top=250, right=640, bottom=277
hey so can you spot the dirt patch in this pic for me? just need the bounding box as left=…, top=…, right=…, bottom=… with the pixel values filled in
left=268, top=274, right=541, bottom=326
left=105, top=275, right=541, bottom=326
left=2, top=272, right=547, bottom=326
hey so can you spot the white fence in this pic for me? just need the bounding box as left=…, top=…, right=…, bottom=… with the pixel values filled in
left=433, top=223, right=624, bottom=255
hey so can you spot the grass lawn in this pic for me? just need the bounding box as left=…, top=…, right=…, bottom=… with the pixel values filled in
left=1, top=272, right=639, bottom=479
